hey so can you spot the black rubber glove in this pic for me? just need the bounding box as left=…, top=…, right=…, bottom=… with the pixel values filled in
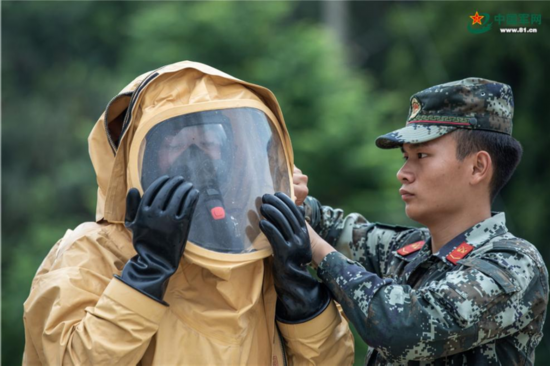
left=259, top=192, right=330, bottom=323
left=116, top=175, right=199, bottom=304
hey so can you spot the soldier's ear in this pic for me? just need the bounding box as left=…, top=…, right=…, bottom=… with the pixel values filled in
left=470, top=150, right=492, bottom=186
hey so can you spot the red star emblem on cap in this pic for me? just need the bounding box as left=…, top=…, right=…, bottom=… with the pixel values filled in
left=470, top=11, right=484, bottom=25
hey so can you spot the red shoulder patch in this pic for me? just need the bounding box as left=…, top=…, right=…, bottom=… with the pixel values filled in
left=446, top=242, right=474, bottom=265
left=397, top=240, right=425, bottom=256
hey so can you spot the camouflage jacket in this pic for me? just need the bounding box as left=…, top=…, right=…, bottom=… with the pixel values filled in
left=305, top=197, right=548, bottom=365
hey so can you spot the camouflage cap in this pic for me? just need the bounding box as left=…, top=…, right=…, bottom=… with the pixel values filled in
left=375, top=77, right=514, bottom=149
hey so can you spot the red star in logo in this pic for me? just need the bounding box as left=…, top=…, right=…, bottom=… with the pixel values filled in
left=470, top=11, right=484, bottom=25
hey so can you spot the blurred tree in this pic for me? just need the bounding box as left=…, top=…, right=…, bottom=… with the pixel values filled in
left=3, top=2, right=134, bottom=365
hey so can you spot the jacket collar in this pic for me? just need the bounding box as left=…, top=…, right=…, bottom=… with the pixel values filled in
left=432, top=212, right=508, bottom=266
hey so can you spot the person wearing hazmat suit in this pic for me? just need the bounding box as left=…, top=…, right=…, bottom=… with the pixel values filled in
left=22, top=61, right=354, bottom=365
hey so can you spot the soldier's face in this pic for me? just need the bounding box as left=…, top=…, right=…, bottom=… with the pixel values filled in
left=397, top=134, right=471, bottom=226
left=157, top=126, right=224, bottom=174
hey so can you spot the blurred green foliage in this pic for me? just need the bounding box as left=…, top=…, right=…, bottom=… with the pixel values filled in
left=2, top=1, right=549, bottom=365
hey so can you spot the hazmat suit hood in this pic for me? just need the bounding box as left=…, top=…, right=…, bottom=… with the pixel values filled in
left=89, top=61, right=294, bottom=256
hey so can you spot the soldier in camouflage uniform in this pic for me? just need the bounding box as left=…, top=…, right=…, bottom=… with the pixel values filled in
left=259, top=78, right=548, bottom=365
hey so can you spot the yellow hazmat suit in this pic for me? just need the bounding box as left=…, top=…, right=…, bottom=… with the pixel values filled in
left=23, top=61, right=354, bottom=365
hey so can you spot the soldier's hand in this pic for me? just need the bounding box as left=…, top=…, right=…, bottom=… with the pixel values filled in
left=293, top=166, right=309, bottom=206
left=259, top=192, right=330, bottom=323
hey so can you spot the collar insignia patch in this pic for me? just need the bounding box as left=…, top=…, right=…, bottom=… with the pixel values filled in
left=397, top=240, right=425, bottom=256
left=446, top=242, right=474, bottom=265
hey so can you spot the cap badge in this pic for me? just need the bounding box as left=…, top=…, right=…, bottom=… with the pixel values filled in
left=409, top=98, right=421, bottom=120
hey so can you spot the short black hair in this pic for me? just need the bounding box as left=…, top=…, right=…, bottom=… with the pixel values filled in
left=452, top=129, right=523, bottom=203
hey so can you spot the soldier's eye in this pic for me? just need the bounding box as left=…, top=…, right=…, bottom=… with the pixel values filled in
left=417, top=153, right=428, bottom=159
left=167, top=144, right=184, bottom=151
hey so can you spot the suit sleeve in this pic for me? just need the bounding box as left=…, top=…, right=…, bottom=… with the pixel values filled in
left=23, top=230, right=169, bottom=366
left=317, top=250, right=547, bottom=363
left=277, top=301, right=355, bottom=365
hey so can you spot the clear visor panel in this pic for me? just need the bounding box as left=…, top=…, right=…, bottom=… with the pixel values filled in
left=139, top=108, right=291, bottom=253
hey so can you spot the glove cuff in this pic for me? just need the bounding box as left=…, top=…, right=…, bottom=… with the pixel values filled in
left=116, top=257, right=172, bottom=304
left=275, top=284, right=331, bottom=324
